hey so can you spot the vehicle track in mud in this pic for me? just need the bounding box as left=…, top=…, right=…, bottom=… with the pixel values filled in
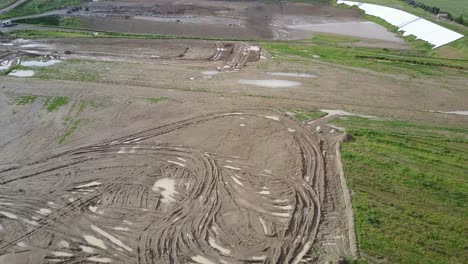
left=0, top=111, right=333, bottom=263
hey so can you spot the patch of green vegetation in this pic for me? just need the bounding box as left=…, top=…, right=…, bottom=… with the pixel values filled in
left=0, top=0, right=17, bottom=10
left=14, top=15, right=61, bottom=26
left=334, top=117, right=468, bottom=264
left=6, top=29, right=257, bottom=42
left=262, top=34, right=468, bottom=76
left=15, top=95, right=37, bottom=105
left=58, top=119, right=80, bottom=144
left=15, top=15, right=88, bottom=28
left=63, top=99, right=85, bottom=123
left=432, top=36, right=468, bottom=60
left=77, top=99, right=86, bottom=113
left=45, top=96, right=68, bottom=112
left=293, top=110, right=327, bottom=121
left=417, top=0, right=468, bottom=17
left=61, top=16, right=87, bottom=28
left=0, top=0, right=88, bottom=19
left=34, top=59, right=101, bottom=82
left=357, top=0, right=467, bottom=20
left=147, top=97, right=169, bottom=104
left=362, top=14, right=433, bottom=51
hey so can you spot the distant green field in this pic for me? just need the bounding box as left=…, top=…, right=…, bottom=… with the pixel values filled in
left=335, top=117, right=468, bottom=264
left=0, top=0, right=88, bottom=19
left=0, top=0, right=17, bottom=10
left=406, top=0, right=467, bottom=17
left=359, top=0, right=467, bottom=19
left=15, top=15, right=88, bottom=28
left=263, top=34, right=468, bottom=76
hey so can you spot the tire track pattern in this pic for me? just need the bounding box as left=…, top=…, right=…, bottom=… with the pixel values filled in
left=0, top=111, right=325, bottom=263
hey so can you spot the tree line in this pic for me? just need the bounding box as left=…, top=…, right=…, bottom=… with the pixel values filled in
left=404, top=0, right=466, bottom=26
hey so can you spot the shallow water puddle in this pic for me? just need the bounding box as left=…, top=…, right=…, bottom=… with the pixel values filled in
left=76, top=181, right=102, bottom=189
left=37, top=208, right=52, bottom=215
left=91, top=224, right=132, bottom=252
left=0, top=211, right=17, bottom=219
left=87, top=257, right=112, bottom=263
left=8, top=70, right=35, bottom=77
left=83, top=235, right=107, bottom=250
left=21, top=60, right=62, bottom=67
left=202, top=71, right=219, bottom=76
left=20, top=43, right=50, bottom=48
left=267, top=72, right=316, bottom=78
left=192, top=255, right=217, bottom=264
left=441, top=111, right=468, bottom=116
left=239, top=79, right=301, bottom=88
left=80, top=245, right=95, bottom=253
left=0, top=60, right=14, bottom=71
left=51, top=251, right=73, bottom=257
left=152, top=178, right=178, bottom=203
left=208, top=237, right=231, bottom=254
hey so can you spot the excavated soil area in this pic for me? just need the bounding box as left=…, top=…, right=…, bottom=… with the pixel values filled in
left=70, top=0, right=403, bottom=44
left=0, top=36, right=362, bottom=263
left=1, top=32, right=466, bottom=263
left=0, top=110, right=332, bottom=263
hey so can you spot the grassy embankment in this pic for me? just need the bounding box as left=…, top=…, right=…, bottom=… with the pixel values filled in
left=334, top=117, right=468, bottom=264
left=262, top=33, right=468, bottom=77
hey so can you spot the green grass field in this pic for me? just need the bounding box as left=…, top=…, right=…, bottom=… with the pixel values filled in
left=334, top=117, right=468, bottom=264
left=0, top=0, right=87, bottom=19
left=14, top=15, right=88, bottom=28
left=361, top=0, right=467, bottom=17
left=262, top=33, right=468, bottom=76
left=0, top=0, right=18, bottom=10
left=44, top=96, right=68, bottom=112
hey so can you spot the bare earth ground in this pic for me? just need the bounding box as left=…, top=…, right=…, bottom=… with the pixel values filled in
left=63, top=0, right=406, bottom=45
left=0, top=38, right=360, bottom=263
left=0, top=1, right=467, bottom=263
left=0, top=35, right=467, bottom=263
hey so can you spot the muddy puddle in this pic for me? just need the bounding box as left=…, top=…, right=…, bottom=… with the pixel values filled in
left=267, top=72, right=317, bottom=78
left=435, top=110, right=468, bottom=116
left=239, top=79, right=302, bottom=88
left=8, top=70, right=35, bottom=77
left=21, top=60, right=62, bottom=67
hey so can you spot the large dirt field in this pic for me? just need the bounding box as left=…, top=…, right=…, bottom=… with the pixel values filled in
left=0, top=1, right=467, bottom=263
left=0, top=38, right=359, bottom=263
left=60, top=0, right=405, bottom=43
left=0, top=35, right=466, bottom=263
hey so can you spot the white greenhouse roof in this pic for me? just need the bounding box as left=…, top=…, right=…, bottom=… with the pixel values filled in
left=337, top=0, right=464, bottom=48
